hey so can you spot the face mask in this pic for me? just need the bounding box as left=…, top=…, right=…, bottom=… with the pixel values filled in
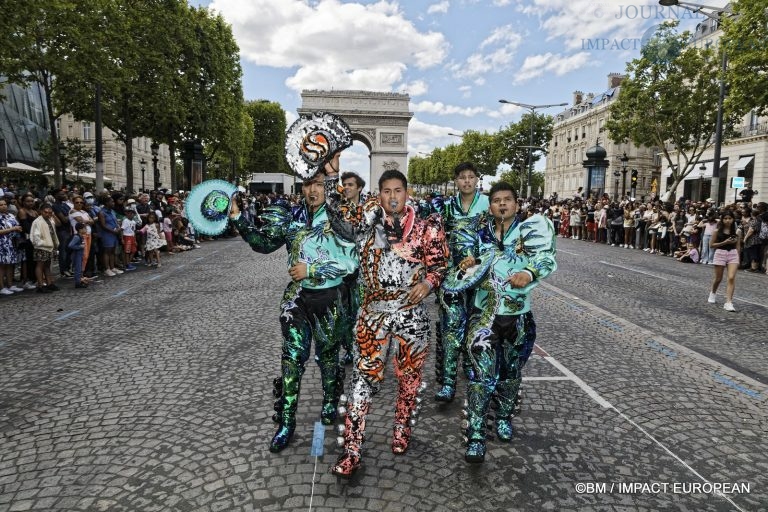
left=85, top=197, right=95, bottom=205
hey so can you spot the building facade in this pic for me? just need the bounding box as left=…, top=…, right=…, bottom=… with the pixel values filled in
left=56, top=116, right=172, bottom=192
left=662, top=16, right=767, bottom=205
left=0, top=78, right=50, bottom=167
left=544, top=73, right=659, bottom=202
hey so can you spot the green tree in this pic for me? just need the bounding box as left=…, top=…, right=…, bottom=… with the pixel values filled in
left=245, top=100, right=289, bottom=174
left=457, top=130, right=502, bottom=179
left=64, top=137, right=95, bottom=177
left=606, top=21, right=728, bottom=199
left=496, top=112, right=553, bottom=195
left=722, top=0, right=768, bottom=117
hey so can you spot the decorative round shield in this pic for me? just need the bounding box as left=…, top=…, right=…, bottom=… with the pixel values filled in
left=285, top=112, right=353, bottom=179
left=185, top=179, right=239, bottom=236
left=442, top=255, right=494, bottom=293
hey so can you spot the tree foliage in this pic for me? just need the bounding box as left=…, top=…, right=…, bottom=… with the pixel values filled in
left=722, top=0, right=768, bottom=117
left=605, top=21, right=729, bottom=199
left=245, top=100, right=289, bottom=174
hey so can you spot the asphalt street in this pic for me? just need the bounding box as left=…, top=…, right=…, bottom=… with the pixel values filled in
left=0, top=236, right=766, bottom=511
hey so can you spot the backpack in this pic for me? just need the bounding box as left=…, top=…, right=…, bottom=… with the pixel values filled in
left=759, top=219, right=768, bottom=242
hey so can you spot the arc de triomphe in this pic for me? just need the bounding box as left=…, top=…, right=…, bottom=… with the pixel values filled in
left=297, top=90, right=413, bottom=192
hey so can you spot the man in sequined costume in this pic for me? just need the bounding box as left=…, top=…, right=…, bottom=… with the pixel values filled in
left=434, top=162, right=489, bottom=402
left=323, top=158, right=448, bottom=476
left=452, top=182, right=556, bottom=462
left=229, top=174, right=358, bottom=453
left=339, top=171, right=366, bottom=366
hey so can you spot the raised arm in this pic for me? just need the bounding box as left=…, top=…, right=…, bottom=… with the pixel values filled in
left=229, top=198, right=288, bottom=254
left=322, top=155, right=379, bottom=241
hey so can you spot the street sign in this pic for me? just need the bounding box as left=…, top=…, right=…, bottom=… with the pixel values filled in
left=731, top=176, right=745, bottom=189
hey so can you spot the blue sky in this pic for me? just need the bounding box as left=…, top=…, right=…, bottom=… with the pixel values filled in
left=194, top=0, right=725, bottom=187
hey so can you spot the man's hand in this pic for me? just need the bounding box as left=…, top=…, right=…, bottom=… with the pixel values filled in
left=288, top=263, right=308, bottom=282
left=407, top=282, right=431, bottom=304
left=229, top=193, right=240, bottom=218
left=458, top=256, right=476, bottom=271
left=323, top=152, right=340, bottom=177
left=507, top=271, right=533, bottom=288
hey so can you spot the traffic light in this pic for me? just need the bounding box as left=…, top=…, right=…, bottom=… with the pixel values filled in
left=631, top=169, right=638, bottom=185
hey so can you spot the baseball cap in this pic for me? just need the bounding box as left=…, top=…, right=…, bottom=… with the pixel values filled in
left=83, top=192, right=94, bottom=198
left=126, top=198, right=136, bottom=205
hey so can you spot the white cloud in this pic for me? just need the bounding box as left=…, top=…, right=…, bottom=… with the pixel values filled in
left=427, top=1, right=450, bottom=14
left=493, top=0, right=513, bottom=5
left=458, top=85, right=472, bottom=98
left=513, top=52, right=592, bottom=84
left=449, top=24, right=522, bottom=80
left=397, top=80, right=429, bottom=96
left=210, top=0, right=449, bottom=93
left=411, top=101, right=487, bottom=117
left=407, top=117, right=461, bottom=151
left=487, top=102, right=523, bottom=120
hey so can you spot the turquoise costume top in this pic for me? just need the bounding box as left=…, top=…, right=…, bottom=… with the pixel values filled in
left=442, top=191, right=490, bottom=267
left=231, top=200, right=358, bottom=290
left=454, top=213, right=557, bottom=316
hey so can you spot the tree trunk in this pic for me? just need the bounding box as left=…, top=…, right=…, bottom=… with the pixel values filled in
left=168, top=134, right=177, bottom=193
left=123, top=98, right=134, bottom=193
left=41, top=70, right=62, bottom=187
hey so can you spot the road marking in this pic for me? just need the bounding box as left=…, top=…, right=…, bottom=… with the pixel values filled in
left=55, top=311, right=80, bottom=321
left=535, top=344, right=749, bottom=511
left=712, top=372, right=762, bottom=399
left=645, top=339, right=677, bottom=359
left=176, top=265, right=186, bottom=270
left=147, top=275, right=162, bottom=281
left=538, top=281, right=768, bottom=394
left=599, top=261, right=766, bottom=310
left=557, top=249, right=580, bottom=256
left=113, top=290, right=129, bottom=297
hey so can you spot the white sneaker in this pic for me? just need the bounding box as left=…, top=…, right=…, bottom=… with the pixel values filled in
left=24, top=281, right=36, bottom=290
left=630, top=245, right=634, bottom=249
left=104, top=269, right=116, bottom=277
left=724, top=302, right=736, bottom=312
left=9, top=286, right=24, bottom=292
left=707, top=292, right=717, bottom=304
left=643, top=248, right=650, bottom=252
left=0, top=288, right=14, bottom=295
left=112, top=268, right=124, bottom=274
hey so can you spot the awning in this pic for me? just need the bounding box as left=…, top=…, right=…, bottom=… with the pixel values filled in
left=734, top=155, right=754, bottom=171
left=682, top=159, right=727, bottom=181
left=6, top=162, right=42, bottom=172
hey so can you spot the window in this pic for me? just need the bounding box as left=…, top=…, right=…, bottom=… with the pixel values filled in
left=82, top=122, right=91, bottom=140
left=749, top=111, right=759, bottom=131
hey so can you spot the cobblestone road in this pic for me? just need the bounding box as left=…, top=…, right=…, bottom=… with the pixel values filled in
left=1, top=237, right=766, bottom=511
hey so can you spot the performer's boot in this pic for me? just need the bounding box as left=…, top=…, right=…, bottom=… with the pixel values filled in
left=330, top=399, right=370, bottom=476
left=320, top=364, right=345, bottom=425
left=494, top=378, right=522, bottom=442
left=464, top=381, right=493, bottom=463
left=435, top=332, right=459, bottom=402
left=392, top=371, right=421, bottom=454
left=434, top=320, right=444, bottom=384
left=269, top=360, right=302, bottom=453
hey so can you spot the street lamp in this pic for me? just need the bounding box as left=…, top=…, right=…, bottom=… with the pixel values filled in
left=448, top=132, right=464, bottom=138
left=699, top=162, right=706, bottom=201
left=619, top=152, right=629, bottom=199
left=58, top=145, right=67, bottom=186
left=658, top=0, right=732, bottom=205
left=140, top=158, right=147, bottom=192
left=498, top=99, right=568, bottom=197
left=150, top=142, right=160, bottom=190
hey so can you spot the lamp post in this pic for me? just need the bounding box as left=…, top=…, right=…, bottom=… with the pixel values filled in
left=699, top=162, right=706, bottom=201
left=619, top=152, right=629, bottom=199
left=658, top=0, right=732, bottom=205
left=58, top=145, right=67, bottom=186
left=150, top=142, right=160, bottom=190
left=498, top=100, right=568, bottom=198
left=140, top=158, right=147, bottom=192
left=612, top=168, right=621, bottom=201
left=448, top=132, right=464, bottom=138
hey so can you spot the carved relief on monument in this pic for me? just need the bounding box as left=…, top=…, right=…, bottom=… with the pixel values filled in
left=380, top=133, right=403, bottom=146
left=353, top=128, right=377, bottom=147
left=382, top=160, right=400, bottom=171
left=346, top=117, right=408, bottom=127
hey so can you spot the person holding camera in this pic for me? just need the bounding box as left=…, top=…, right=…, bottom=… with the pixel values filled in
left=708, top=210, right=741, bottom=312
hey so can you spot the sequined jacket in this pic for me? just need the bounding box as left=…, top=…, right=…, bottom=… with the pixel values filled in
left=324, top=177, right=448, bottom=305
left=453, top=213, right=557, bottom=316
left=440, top=191, right=489, bottom=268
left=231, top=200, right=357, bottom=290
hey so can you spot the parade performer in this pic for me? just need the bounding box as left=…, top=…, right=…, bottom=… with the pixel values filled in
left=447, top=181, right=556, bottom=463
left=434, top=162, right=489, bottom=402
left=339, top=171, right=366, bottom=366
left=323, top=158, right=448, bottom=476
left=186, top=113, right=357, bottom=453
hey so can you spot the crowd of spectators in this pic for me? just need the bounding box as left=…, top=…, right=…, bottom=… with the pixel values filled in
left=0, top=183, right=206, bottom=295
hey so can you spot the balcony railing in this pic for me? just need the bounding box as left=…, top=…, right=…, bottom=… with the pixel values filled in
left=738, top=122, right=768, bottom=138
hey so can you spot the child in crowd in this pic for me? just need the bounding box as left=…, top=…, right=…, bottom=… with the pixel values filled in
left=141, top=211, right=166, bottom=268
left=674, top=237, right=699, bottom=263
left=68, top=222, right=91, bottom=288
left=121, top=209, right=139, bottom=271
